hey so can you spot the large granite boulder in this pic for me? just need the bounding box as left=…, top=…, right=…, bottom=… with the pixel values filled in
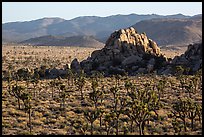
left=73, top=27, right=168, bottom=76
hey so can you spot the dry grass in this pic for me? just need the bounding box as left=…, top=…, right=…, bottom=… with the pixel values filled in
left=2, top=44, right=100, bottom=71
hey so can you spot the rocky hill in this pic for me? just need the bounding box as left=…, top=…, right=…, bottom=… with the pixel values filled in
left=20, top=35, right=105, bottom=48
left=71, top=27, right=168, bottom=76
left=159, top=42, right=202, bottom=75
left=132, top=15, right=202, bottom=46
left=2, top=13, right=192, bottom=43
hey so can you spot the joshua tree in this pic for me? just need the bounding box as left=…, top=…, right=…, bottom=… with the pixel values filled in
left=49, top=80, right=55, bottom=98
left=83, top=107, right=101, bottom=135
left=156, top=79, right=167, bottom=101
left=171, top=117, right=183, bottom=135
left=89, top=78, right=103, bottom=108
left=91, top=71, right=104, bottom=85
left=91, top=78, right=98, bottom=92
left=16, top=68, right=27, bottom=81
left=98, top=106, right=105, bottom=134
left=10, top=83, right=25, bottom=110
left=110, top=86, right=119, bottom=111
left=123, top=84, right=136, bottom=133
left=55, top=76, right=63, bottom=97
left=31, top=79, right=39, bottom=97
left=184, top=80, right=194, bottom=98
left=174, top=65, right=185, bottom=75
left=114, top=74, right=122, bottom=88
left=109, top=85, right=128, bottom=135
left=21, top=92, right=32, bottom=134
left=170, top=96, right=202, bottom=133
left=103, top=112, right=116, bottom=135
left=38, top=65, right=47, bottom=77
left=196, top=103, right=202, bottom=125
left=124, top=108, right=134, bottom=133
left=171, top=97, right=189, bottom=132
left=124, top=79, right=133, bottom=93
left=176, top=75, right=188, bottom=94
left=6, top=70, right=13, bottom=95
left=71, top=118, right=88, bottom=135
left=89, top=81, right=106, bottom=134
left=190, top=75, right=200, bottom=95
left=24, top=69, right=34, bottom=93
left=89, top=90, right=101, bottom=108
left=114, top=97, right=128, bottom=135
left=195, top=69, right=202, bottom=91
left=75, top=72, right=86, bottom=100
left=31, top=73, right=39, bottom=97
left=125, top=82, right=162, bottom=135
left=59, top=84, right=70, bottom=111
left=186, top=98, right=202, bottom=130
left=89, top=79, right=106, bottom=134
left=66, top=68, right=74, bottom=86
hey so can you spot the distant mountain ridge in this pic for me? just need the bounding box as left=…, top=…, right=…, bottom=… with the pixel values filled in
left=19, top=35, right=105, bottom=48
left=132, top=15, right=202, bottom=46
left=3, top=13, right=192, bottom=43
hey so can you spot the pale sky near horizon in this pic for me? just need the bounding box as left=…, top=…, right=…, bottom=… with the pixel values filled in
left=2, top=2, right=202, bottom=23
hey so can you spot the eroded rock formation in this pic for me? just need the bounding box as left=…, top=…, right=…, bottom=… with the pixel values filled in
left=74, top=27, right=168, bottom=76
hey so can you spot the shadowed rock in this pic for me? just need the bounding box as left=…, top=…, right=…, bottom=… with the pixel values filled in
left=159, top=42, right=202, bottom=75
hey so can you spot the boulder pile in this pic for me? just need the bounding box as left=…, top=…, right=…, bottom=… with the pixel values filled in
left=72, top=27, right=168, bottom=76
left=5, top=31, right=201, bottom=80
left=159, top=42, right=202, bottom=75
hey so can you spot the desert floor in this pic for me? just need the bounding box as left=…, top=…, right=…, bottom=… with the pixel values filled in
left=2, top=44, right=202, bottom=135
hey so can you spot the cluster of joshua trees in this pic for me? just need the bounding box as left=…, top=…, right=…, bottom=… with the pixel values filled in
left=3, top=65, right=202, bottom=135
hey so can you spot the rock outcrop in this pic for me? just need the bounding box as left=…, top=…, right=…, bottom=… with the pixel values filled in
left=71, top=58, right=81, bottom=74
left=74, top=27, right=168, bottom=76
left=159, top=42, right=202, bottom=75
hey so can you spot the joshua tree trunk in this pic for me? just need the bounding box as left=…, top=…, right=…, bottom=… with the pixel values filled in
left=129, top=120, right=134, bottom=133
left=34, top=89, right=36, bottom=97
left=106, top=128, right=110, bottom=135
left=158, top=91, right=161, bottom=101
left=63, top=98, right=65, bottom=110
left=81, top=89, right=84, bottom=100
left=100, top=116, right=102, bottom=134
left=91, top=122, right=93, bottom=135
left=26, top=81, right=29, bottom=92
left=191, top=118, right=194, bottom=130
left=52, top=87, right=54, bottom=98
left=29, top=108, right=32, bottom=134
left=198, top=115, right=201, bottom=124
left=142, top=121, right=145, bottom=135
left=183, top=118, right=187, bottom=132
left=105, top=124, right=110, bottom=135
left=116, top=118, right=119, bottom=135
left=18, top=98, right=21, bottom=110
left=139, top=122, right=143, bottom=135
left=71, top=78, right=74, bottom=86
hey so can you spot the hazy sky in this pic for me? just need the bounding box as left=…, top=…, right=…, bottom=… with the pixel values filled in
left=2, top=2, right=202, bottom=23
